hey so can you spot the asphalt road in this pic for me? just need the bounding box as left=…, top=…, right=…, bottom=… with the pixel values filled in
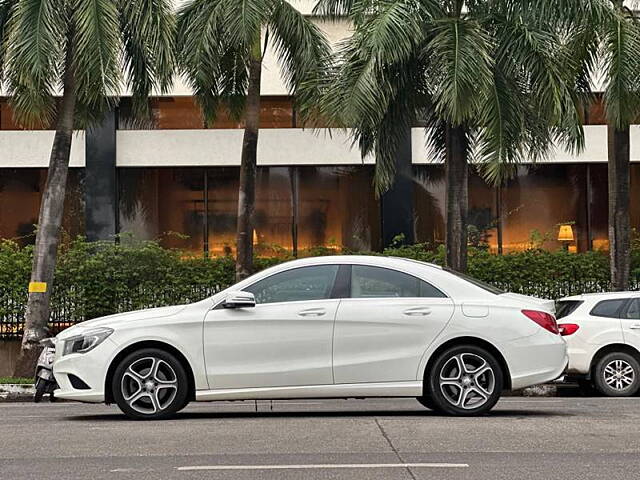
left=1, top=396, right=639, bottom=480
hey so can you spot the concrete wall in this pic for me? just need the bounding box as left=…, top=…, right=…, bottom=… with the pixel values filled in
left=0, top=341, right=21, bottom=377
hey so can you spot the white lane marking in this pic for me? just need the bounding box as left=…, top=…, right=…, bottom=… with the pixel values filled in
left=177, top=463, right=469, bottom=471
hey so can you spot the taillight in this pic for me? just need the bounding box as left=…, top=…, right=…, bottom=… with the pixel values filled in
left=522, top=309, right=559, bottom=335
left=558, top=323, right=580, bottom=336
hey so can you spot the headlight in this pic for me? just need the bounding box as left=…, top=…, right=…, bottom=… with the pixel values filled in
left=62, top=327, right=114, bottom=356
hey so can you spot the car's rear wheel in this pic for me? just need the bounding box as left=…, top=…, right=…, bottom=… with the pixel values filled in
left=426, top=345, right=503, bottom=416
left=593, top=352, right=640, bottom=397
left=112, top=348, right=189, bottom=420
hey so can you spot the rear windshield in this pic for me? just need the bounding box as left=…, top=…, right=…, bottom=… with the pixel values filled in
left=556, top=300, right=583, bottom=319
left=443, top=268, right=505, bottom=295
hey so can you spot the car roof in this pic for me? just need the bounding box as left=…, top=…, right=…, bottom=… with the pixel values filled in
left=274, top=255, right=443, bottom=270
left=560, top=291, right=640, bottom=302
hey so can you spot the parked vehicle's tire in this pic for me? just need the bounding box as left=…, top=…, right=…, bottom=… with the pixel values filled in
left=576, top=378, right=598, bottom=396
left=593, top=352, right=640, bottom=397
left=112, top=348, right=189, bottom=420
left=426, top=345, right=503, bottom=416
left=416, top=394, right=440, bottom=412
left=33, top=378, right=46, bottom=403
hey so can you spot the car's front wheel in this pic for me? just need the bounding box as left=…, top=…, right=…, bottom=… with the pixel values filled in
left=593, top=352, right=640, bottom=397
left=426, top=345, right=503, bottom=416
left=112, top=348, right=189, bottom=420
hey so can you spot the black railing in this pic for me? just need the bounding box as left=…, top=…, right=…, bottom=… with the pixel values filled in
left=1, top=279, right=639, bottom=339
left=0, top=284, right=223, bottom=339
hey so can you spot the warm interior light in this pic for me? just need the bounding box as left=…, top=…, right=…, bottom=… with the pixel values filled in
left=253, top=230, right=259, bottom=245
left=557, top=224, right=574, bottom=242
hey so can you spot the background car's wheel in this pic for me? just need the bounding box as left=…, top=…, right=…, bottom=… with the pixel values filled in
left=593, top=352, right=640, bottom=397
left=427, top=345, right=503, bottom=416
left=112, top=348, right=189, bottom=420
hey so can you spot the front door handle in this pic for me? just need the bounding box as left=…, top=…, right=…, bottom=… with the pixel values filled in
left=298, top=308, right=326, bottom=317
left=630, top=324, right=640, bottom=330
left=403, top=307, right=432, bottom=316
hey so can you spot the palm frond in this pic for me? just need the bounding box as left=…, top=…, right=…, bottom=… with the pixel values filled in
left=118, top=0, right=176, bottom=120
left=5, top=0, right=66, bottom=127
left=424, top=18, right=493, bottom=126
left=602, top=7, right=640, bottom=129
left=0, top=0, right=17, bottom=81
left=268, top=0, right=331, bottom=121
left=72, top=0, right=121, bottom=120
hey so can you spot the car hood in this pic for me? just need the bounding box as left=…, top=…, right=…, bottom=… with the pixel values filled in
left=57, top=305, right=187, bottom=339
left=499, top=292, right=556, bottom=314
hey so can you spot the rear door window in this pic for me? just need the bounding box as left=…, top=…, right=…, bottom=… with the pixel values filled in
left=590, top=299, right=627, bottom=318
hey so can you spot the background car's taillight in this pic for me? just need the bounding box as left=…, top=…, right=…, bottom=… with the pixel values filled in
left=522, top=309, right=560, bottom=335
left=558, top=323, right=580, bottom=336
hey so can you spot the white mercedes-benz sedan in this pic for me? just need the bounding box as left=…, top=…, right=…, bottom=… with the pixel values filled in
left=52, top=256, right=567, bottom=419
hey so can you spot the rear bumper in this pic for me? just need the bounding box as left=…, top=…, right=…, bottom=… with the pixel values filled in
left=505, top=331, right=568, bottom=390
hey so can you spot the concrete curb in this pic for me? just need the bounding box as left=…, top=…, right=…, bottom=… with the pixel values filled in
left=0, top=383, right=35, bottom=402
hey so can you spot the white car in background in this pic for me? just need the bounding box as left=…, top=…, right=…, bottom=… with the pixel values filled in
left=51, top=256, right=567, bottom=419
left=557, top=292, right=640, bottom=396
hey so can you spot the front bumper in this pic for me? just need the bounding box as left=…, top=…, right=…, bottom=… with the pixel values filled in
left=52, top=338, right=116, bottom=403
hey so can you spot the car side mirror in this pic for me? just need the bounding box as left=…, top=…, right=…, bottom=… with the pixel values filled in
left=223, top=291, right=256, bottom=309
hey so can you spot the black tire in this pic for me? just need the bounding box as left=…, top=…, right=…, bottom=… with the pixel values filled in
left=112, top=348, right=189, bottom=420
left=427, top=345, right=503, bottom=416
left=416, top=395, right=439, bottom=412
left=34, top=378, right=46, bottom=403
left=593, top=352, right=640, bottom=397
left=576, top=378, right=598, bottom=397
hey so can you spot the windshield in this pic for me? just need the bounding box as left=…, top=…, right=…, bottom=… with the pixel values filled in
left=443, top=267, right=505, bottom=295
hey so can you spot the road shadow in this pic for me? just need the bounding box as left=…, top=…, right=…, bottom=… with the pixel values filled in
left=64, top=407, right=572, bottom=422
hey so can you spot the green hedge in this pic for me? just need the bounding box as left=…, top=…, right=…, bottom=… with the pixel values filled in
left=0, top=238, right=637, bottom=335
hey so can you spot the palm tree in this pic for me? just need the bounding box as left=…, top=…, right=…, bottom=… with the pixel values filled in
left=595, top=1, right=640, bottom=290
left=314, top=0, right=597, bottom=272
left=0, top=0, right=175, bottom=376
left=177, top=0, right=331, bottom=281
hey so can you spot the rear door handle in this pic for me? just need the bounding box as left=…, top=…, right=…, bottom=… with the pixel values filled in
left=298, top=308, right=326, bottom=317
left=630, top=324, right=640, bottom=330
left=403, top=307, right=432, bottom=316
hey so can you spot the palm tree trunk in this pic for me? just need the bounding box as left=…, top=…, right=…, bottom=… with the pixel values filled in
left=235, top=37, right=262, bottom=281
left=13, top=39, right=76, bottom=377
left=608, top=124, right=631, bottom=291
left=445, top=124, right=469, bottom=272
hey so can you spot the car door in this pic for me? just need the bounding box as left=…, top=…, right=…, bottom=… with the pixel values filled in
left=203, top=265, right=341, bottom=389
left=333, top=264, right=454, bottom=384
left=620, top=297, right=640, bottom=350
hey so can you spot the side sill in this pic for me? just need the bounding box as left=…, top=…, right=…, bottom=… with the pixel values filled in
left=195, top=381, right=423, bottom=402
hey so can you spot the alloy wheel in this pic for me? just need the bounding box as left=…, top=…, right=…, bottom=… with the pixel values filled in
left=603, top=359, right=635, bottom=392
left=121, top=357, right=178, bottom=415
left=439, top=353, right=496, bottom=410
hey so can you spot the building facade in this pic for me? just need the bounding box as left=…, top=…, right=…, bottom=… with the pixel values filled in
left=1, top=2, right=640, bottom=256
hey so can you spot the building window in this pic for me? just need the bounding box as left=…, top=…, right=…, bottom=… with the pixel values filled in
left=117, top=166, right=381, bottom=256
left=0, top=168, right=85, bottom=244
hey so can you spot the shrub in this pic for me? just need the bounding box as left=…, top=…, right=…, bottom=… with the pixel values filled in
left=0, top=237, right=637, bottom=336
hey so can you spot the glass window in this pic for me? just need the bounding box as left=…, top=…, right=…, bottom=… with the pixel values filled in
left=350, top=265, right=446, bottom=298
left=623, top=299, right=640, bottom=320
left=245, top=265, right=339, bottom=304
left=590, top=299, right=626, bottom=318
left=556, top=300, right=583, bottom=319
left=297, top=166, right=381, bottom=252
left=501, top=164, right=589, bottom=253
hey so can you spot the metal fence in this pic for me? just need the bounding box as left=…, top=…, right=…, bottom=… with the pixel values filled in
left=1, top=278, right=639, bottom=339
left=0, top=284, right=223, bottom=339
